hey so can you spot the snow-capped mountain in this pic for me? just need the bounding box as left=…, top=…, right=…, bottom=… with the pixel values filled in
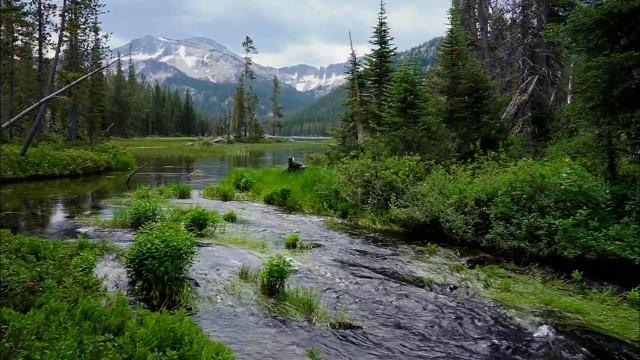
left=113, top=35, right=346, bottom=95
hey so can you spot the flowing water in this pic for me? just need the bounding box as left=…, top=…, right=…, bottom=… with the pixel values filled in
left=1, top=142, right=638, bottom=359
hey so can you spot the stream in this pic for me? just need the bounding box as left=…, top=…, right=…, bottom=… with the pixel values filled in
left=1, top=143, right=638, bottom=360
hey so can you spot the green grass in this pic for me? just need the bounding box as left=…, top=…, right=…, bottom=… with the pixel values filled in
left=0, top=143, right=134, bottom=181
left=477, top=266, right=640, bottom=342
left=0, top=230, right=234, bottom=359
left=284, top=234, right=301, bottom=249
left=223, top=210, right=239, bottom=223
left=268, top=288, right=328, bottom=323
left=109, top=137, right=331, bottom=157
left=206, top=166, right=352, bottom=216
left=206, top=232, right=271, bottom=254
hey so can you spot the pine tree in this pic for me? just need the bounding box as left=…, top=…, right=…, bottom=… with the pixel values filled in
left=336, top=32, right=366, bottom=154
left=362, top=0, right=397, bottom=131
left=85, top=3, right=106, bottom=142
left=563, top=0, right=640, bottom=181
left=269, top=75, right=283, bottom=136
left=107, top=55, right=130, bottom=137
left=427, top=2, right=499, bottom=159
left=381, top=61, right=448, bottom=157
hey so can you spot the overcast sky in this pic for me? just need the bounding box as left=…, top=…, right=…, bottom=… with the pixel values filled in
left=102, top=0, right=450, bottom=67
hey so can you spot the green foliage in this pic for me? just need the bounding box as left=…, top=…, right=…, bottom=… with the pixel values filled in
left=157, top=182, right=192, bottom=199
left=0, top=231, right=233, bottom=359
left=478, top=265, right=640, bottom=342
left=391, top=157, right=640, bottom=263
left=125, top=222, right=197, bottom=309
left=223, top=210, right=239, bottom=223
left=570, top=270, right=583, bottom=284
left=264, top=187, right=294, bottom=209
left=233, top=171, right=256, bottom=192
left=379, top=62, right=448, bottom=158
left=0, top=144, right=134, bottom=181
left=424, top=243, right=439, bottom=258
left=426, top=3, right=500, bottom=159
left=306, top=348, right=323, bottom=360
left=128, top=197, right=164, bottom=229
left=284, top=234, right=301, bottom=249
left=238, top=264, right=258, bottom=282
left=203, top=184, right=236, bottom=201
left=179, top=207, right=222, bottom=236
left=271, top=288, right=327, bottom=323
left=259, top=255, right=292, bottom=297
left=626, top=287, right=640, bottom=309
left=338, top=153, right=426, bottom=214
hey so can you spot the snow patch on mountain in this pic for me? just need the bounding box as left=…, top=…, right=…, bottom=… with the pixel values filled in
left=114, top=35, right=346, bottom=95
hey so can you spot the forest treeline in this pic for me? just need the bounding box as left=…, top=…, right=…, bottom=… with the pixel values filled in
left=1, top=0, right=210, bottom=144
left=319, top=0, right=638, bottom=269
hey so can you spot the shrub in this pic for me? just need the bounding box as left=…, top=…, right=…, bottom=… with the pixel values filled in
left=259, top=255, right=292, bottom=297
left=0, top=231, right=233, bottom=359
left=223, top=210, right=238, bottom=223
left=203, top=184, right=236, bottom=201
left=233, top=172, right=256, bottom=192
left=128, top=197, right=163, bottom=229
left=284, top=234, right=300, bottom=249
left=264, top=187, right=294, bottom=208
left=338, top=154, right=427, bottom=214
left=183, top=207, right=221, bottom=236
left=125, top=222, right=197, bottom=309
left=157, top=182, right=192, bottom=199
left=626, top=287, right=640, bottom=309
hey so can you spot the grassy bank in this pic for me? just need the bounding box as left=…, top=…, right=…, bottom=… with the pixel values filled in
left=0, top=143, right=134, bottom=182
left=109, top=137, right=332, bottom=157
left=0, top=230, right=234, bottom=359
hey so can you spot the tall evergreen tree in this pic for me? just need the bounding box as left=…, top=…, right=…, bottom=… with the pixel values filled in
left=427, top=2, right=499, bottom=159
left=563, top=0, right=640, bottom=181
left=382, top=62, right=447, bottom=156
left=362, top=0, right=397, bottom=131
left=336, top=32, right=366, bottom=154
left=107, top=55, right=130, bottom=137
left=269, top=75, right=283, bottom=136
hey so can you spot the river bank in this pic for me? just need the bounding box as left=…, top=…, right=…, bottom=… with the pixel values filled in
left=0, top=143, right=135, bottom=182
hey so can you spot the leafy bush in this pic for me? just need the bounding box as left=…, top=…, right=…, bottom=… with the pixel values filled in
left=337, top=154, right=427, bottom=214
left=259, top=255, right=292, bottom=297
left=128, top=197, right=164, bottom=229
left=391, top=157, right=640, bottom=263
left=182, top=207, right=221, bottom=236
left=264, top=187, right=295, bottom=209
left=284, top=234, right=300, bottom=249
left=0, top=144, right=134, bottom=181
left=223, top=210, right=238, bottom=223
left=157, top=182, right=192, bottom=199
left=626, top=287, right=640, bottom=309
left=203, top=184, right=236, bottom=201
left=0, top=231, right=234, bottom=359
left=125, top=222, right=197, bottom=309
left=233, top=172, right=256, bottom=192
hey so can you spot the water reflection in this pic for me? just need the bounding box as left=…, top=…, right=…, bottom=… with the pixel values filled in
left=0, top=145, right=323, bottom=237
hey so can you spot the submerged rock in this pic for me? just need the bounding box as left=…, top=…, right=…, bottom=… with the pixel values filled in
left=534, top=325, right=556, bottom=339
left=189, top=169, right=209, bottom=179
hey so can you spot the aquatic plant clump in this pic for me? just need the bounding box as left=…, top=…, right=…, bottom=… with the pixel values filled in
left=181, top=207, right=221, bottom=236
left=203, top=184, right=236, bottom=201
left=223, top=210, right=239, bottom=223
left=157, top=182, right=192, bottom=199
left=259, top=255, right=292, bottom=297
left=128, top=197, right=164, bottom=229
left=284, top=234, right=300, bottom=249
left=125, top=221, right=197, bottom=309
